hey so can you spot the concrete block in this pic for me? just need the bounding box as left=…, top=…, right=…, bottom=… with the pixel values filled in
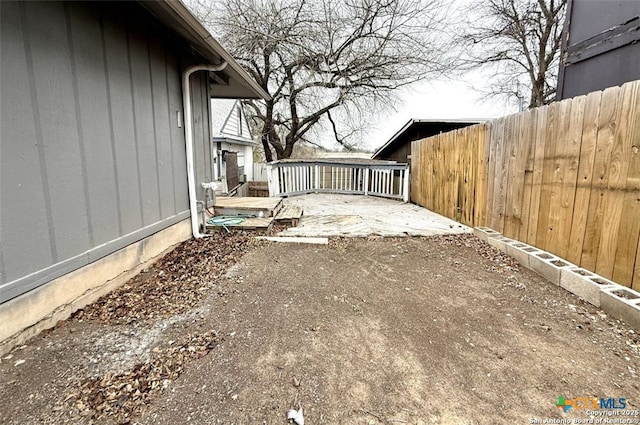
left=505, top=241, right=539, bottom=268
left=529, top=252, right=572, bottom=286
left=473, top=227, right=501, bottom=242
left=487, top=236, right=512, bottom=253
left=601, top=287, right=640, bottom=331
left=559, top=267, right=620, bottom=307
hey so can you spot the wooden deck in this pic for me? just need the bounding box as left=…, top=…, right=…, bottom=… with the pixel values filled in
left=277, top=194, right=470, bottom=237
left=213, top=196, right=282, bottom=217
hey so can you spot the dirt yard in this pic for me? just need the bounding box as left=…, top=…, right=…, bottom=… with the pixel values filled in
left=1, top=234, right=638, bottom=425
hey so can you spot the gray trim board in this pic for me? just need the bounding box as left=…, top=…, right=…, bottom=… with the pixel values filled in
left=213, top=136, right=258, bottom=146
left=565, top=16, right=640, bottom=65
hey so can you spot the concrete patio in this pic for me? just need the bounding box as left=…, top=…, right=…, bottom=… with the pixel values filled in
left=277, top=193, right=470, bottom=237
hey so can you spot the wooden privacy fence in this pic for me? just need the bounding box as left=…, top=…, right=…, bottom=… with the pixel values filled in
left=411, top=80, right=640, bottom=289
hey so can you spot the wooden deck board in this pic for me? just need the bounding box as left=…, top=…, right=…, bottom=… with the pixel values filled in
left=214, top=196, right=283, bottom=217
left=274, top=205, right=303, bottom=226
left=214, top=197, right=282, bottom=210
left=275, top=205, right=303, bottom=220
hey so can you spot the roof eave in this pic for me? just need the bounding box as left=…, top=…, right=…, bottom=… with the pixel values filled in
left=372, top=117, right=487, bottom=158
left=139, top=0, right=270, bottom=101
left=371, top=119, right=415, bottom=159
left=213, top=135, right=258, bottom=146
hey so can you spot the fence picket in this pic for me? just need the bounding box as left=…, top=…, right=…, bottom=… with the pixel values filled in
left=410, top=80, right=640, bottom=288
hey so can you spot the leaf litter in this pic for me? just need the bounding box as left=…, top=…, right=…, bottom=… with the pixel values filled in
left=57, top=232, right=257, bottom=422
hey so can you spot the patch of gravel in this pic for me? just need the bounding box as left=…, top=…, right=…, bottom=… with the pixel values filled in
left=84, top=305, right=211, bottom=378
left=61, top=331, right=220, bottom=422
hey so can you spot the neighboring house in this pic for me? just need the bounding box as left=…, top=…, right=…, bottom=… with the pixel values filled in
left=372, top=119, right=482, bottom=163
left=312, top=151, right=372, bottom=160
left=253, top=144, right=373, bottom=181
left=0, top=0, right=268, bottom=353
left=211, top=99, right=256, bottom=192
left=557, top=0, right=640, bottom=99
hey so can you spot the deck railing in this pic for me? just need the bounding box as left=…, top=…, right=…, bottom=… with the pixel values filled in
left=266, top=160, right=409, bottom=202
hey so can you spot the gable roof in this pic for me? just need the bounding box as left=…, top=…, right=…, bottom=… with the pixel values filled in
left=372, top=118, right=484, bottom=159
left=211, top=99, right=257, bottom=146
left=139, top=0, right=269, bottom=100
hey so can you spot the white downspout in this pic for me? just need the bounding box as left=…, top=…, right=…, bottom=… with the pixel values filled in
left=182, top=63, right=228, bottom=238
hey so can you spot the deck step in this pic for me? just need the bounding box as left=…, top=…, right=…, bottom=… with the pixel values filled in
left=274, top=205, right=303, bottom=226
left=214, top=197, right=282, bottom=217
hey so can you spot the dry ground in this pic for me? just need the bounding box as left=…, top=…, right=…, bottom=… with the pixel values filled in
left=1, top=234, right=638, bottom=425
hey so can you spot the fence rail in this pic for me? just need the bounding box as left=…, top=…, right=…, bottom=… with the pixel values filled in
left=266, top=160, right=410, bottom=202
left=411, top=79, right=640, bottom=290
left=253, top=163, right=269, bottom=182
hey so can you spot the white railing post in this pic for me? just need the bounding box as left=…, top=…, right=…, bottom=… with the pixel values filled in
left=266, top=163, right=278, bottom=197
left=390, top=170, right=395, bottom=196
left=402, top=166, right=410, bottom=203
left=315, top=164, right=319, bottom=192
left=364, top=167, right=370, bottom=196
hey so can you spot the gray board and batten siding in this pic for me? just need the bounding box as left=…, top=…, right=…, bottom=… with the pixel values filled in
left=0, top=1, right=215, bottom=303
left=557, top=0, right=640, bottom=99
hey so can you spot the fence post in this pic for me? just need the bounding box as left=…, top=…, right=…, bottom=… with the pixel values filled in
left=315, top=164, right=320, bottom=193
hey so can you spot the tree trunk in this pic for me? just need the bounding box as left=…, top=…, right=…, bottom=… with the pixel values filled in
left=261, top=135, right=273, bottom=162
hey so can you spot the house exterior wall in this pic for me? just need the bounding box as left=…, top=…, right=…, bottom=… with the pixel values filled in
left=222, top=105, right=241, bottom=136
left=382, top=144, right=412, bottom=163
left=211, top=99, right=252, bottom=139
left=0, top=1, right=212, bottom=304
left=192, top=71, right=215, bottom=198
left=244, top=145, right=254, bottom=181
left=211, top=99, right=256, bottom=186
left=557, top=0, right=640, bottom=99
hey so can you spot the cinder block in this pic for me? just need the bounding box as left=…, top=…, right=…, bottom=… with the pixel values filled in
left=473, top=227, right=501, bottom=242
left=529, top=253, right=572, bottom=286
left=487, top=236, right=512, bottom=253
left=601, top=287, right=640, bottom=331
left=505, top=241, right=539, bottom=268
left=559, top=267, right=620, bottom=307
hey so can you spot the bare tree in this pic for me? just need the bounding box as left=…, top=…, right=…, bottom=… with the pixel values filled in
left=189, top=0, right=451, bottom=161
left=457, top=0, right=566, bottom=109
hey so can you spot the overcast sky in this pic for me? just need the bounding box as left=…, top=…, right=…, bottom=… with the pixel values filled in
left=354, top=0, right=519, bottom=153
left=188, top=0, right=520, bottom=154
left=361, top=71, right=517, bottom=153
